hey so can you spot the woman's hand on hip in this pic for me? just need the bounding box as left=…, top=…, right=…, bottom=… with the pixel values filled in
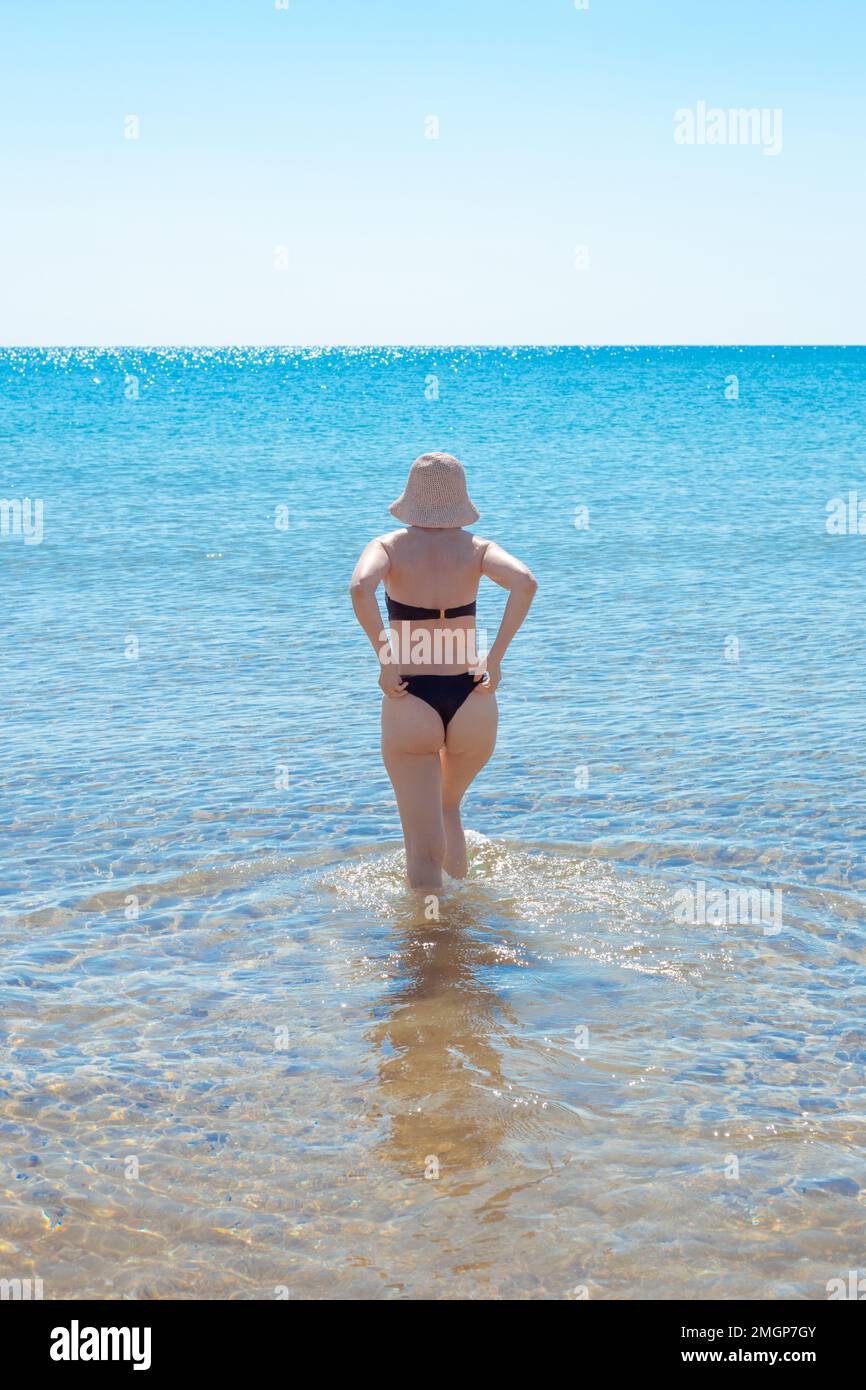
left=473, top=655, right=501, bottom=694
left=379, top=663, right=408, bottom=698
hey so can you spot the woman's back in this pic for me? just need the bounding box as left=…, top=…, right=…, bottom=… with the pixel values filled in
left=381, top=526, right=486, bottom=609
left=380, top=526, right=486, bottom=676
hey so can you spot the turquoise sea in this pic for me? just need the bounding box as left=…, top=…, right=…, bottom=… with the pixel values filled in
left=1, top=346, right=865, bottom=1299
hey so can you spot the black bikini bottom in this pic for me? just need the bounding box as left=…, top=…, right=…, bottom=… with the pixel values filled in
left=402, top=671, right=479, bottom=729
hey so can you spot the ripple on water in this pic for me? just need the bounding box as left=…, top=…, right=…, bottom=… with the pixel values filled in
left=3, top=347, right=866, bottom=1296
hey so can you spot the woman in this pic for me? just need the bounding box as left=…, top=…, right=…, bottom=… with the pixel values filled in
left=350, top=453, right=537, bottom=892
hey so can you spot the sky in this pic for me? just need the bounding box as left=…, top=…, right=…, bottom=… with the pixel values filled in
left=0, top=0, right=864, bottom=345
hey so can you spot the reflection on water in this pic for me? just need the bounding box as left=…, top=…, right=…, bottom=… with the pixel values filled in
left=370, top=898, right=520, bottom=1179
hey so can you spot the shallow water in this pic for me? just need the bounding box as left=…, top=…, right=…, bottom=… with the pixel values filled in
left=2, top=347, right=865, bottom=1298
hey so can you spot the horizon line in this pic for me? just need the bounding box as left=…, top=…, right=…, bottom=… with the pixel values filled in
left=2, top=342, right=865, bottom=352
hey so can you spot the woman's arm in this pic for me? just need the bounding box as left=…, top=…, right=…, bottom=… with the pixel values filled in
left=348, top=539, right=407, bottom=698
left=475, top=540, right=538, bottom=693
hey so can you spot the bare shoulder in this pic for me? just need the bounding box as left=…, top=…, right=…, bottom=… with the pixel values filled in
left=471, top=532, right=493, bottom=560
left=375, top=528, right=407, bottom=555
left=476, top=536, right=537, bottom=588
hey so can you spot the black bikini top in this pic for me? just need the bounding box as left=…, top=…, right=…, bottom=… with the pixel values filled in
left=385, top=593, right=476, bottom=621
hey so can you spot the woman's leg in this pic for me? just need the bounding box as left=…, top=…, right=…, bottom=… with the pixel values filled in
left=381, top=694, right=447, bottom=891
left=439, top=692, right=498, bottom=879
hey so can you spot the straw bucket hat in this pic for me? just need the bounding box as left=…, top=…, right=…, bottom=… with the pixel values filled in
left=388, top=452, right=480, bottom=528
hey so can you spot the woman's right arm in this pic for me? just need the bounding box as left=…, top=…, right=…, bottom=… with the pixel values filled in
left=348, top=539, right=407, bottom=698
left=476, top=541, right=538, bottom=693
